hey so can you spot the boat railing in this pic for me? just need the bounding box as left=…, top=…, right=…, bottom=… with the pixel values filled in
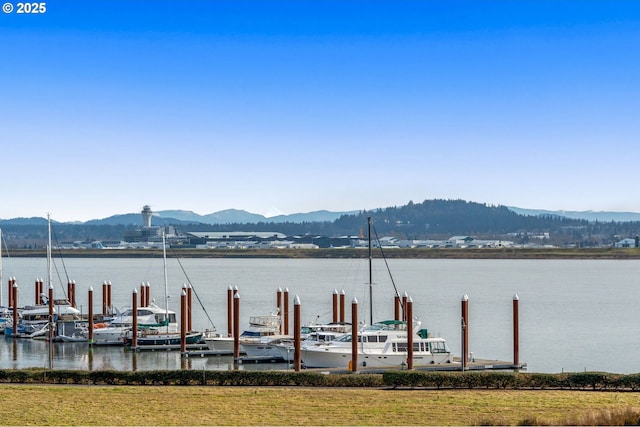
left=249, top=315, right=280, bottom=327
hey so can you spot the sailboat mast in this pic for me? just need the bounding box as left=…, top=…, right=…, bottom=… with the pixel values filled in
left=0, top=228, right=3, bottom=307
left=368, top=216, right=373, bottom=326
left=162, top=231, right=169, bottom=332
left=47, top=213, right=52, bottom=291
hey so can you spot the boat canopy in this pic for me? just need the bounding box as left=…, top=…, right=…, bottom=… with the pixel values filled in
left=367, top=320, right=407, bottom=331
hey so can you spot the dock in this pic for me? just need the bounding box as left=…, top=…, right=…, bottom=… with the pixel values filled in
left=174, top=349, right=526, bottom=371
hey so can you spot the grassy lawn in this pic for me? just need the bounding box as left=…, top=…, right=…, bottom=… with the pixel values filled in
left=1, top=386, right=640, bottom=425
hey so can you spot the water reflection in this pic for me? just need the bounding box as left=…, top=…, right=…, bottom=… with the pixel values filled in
left=1, top=337, right=294, bottom=372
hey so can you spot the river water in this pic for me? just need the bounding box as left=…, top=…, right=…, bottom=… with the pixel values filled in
left=1, top=257, right=639, bottom=373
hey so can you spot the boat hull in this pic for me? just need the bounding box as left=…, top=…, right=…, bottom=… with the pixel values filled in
left=241, top=336, right=290, bottom=360
left=204, top=336, right=235, bottom=354
left=92, top=327, right=128, bottom=346
left=124, top=332, right=203, bottom=346
left=301, top=346, right=453, bottom=369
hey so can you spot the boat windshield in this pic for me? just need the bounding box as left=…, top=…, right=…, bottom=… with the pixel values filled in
left=241, top=330, right=275, bottom=337
left=120, top=309, right=155, bottom=317
left=366, top=320, right=406, bottom=331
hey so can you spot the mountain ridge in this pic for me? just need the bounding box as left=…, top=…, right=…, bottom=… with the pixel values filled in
left=2, top=205, right=640, bottom=225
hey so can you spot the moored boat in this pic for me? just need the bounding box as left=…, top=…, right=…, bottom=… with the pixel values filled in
left=301, top=319, right=453, bottom=369
left=123, top=329, right=203, bottom=346
left=273, top=322, right=352, bottom=362
left=92, top=302, right=178, bottom=346
left=239, top=313, right=289, bottom=359
left=302, top=217, right=454, bottom=370
left=203, top=333, right=235, bottom=354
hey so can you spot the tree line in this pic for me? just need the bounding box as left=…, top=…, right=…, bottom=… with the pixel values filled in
left=2, top=199, right=639, bottom=248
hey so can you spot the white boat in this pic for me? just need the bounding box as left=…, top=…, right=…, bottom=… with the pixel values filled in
left=58, top=322, right=90, bottom=342
left=205, top=312, right=288, bottom=359
left=0, top=306, right=14, bottom=335
left=301, top=217, right=454, bottom=369
left=4, top=299, right=81, bottom=337
left=273, top=322, right=352, bottom=362
left=301, top=319, right=452, bottom=369
left=94, top=233, right=202, bottom=346
left=202, top=333, right=235, bottom=354
left=92, top=302, right=178, bottom=345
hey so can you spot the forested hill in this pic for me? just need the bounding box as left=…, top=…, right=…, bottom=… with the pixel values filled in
left=336, top=200, right=544, bottom=236
left=2, top=199, right=640, bottom=247
left=179, top=199, right=639, bottom=245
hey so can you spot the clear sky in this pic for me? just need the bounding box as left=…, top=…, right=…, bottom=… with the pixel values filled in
left=2, top=1, right=639, bottom=222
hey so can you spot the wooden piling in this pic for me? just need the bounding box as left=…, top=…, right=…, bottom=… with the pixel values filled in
left=140, top=282, right=146, bottom=308
left=277, top=287, right=282, bottom=334
left=332, top=289, right=338, bottom=323
left=402, top=291, right=408, bottom=322
left=339, top=289, right=345, bottom=323
left=180, top=289, right=187, bottom=354
left=513, top=293, right=519, bottom=367
left=393, top=294, right=399, bottom=321
left=293, top=295, right=301, bottom=372
left=283, top=287, right=289, bottom=336
left=407, top=296, right=414, bottom=370
left=8, top=278, right=12, bottom=308
left=233, top=292, right=240, bottom=364
left=145, top=282, right=150, bottom=307
left=107, top=281, right=112, bottom=315
left=88, top=286, right=94, bottom=344
left=351, top=297, right=358, bottom=372
left=102, top=282, right=107, bottom=316
left=131, top=289, right=138, bottom=349
left=38, top=279, right=42, bottom=305
left=71, top=280, right=76, bottom=308
left=12, top=282, right=18, bottom=336
left=461, top=294, right=469, bottom=367
left=187, top=284, right=193, bottom=333
left=227, top=285, right=233, bottom=337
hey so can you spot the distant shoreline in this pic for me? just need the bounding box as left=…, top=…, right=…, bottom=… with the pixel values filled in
left=6, top=247, right=640, bottom=259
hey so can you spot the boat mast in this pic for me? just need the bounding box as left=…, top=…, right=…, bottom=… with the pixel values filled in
left=47, top=213, right=52, bottom=293
left=47, top=213, right=54, bottom=369
left=162, top=231, right=169, bottom=332
left=368, top=216, right=373, bottom=326
left=0, top=228, right=3, bottom=307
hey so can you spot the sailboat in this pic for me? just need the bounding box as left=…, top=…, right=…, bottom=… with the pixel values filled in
left=123, top=232, right=203, bottom=346
left=0, top=228, right=11, bottom=333
left=301, top=217, right=454, bottom=369
left=5, top=216, right=82, bottom=338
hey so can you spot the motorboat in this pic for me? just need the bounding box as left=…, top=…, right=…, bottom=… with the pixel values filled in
left=205, top=312, right=288, bottom=359
left=92, top=302, right=178, bottom=345
left=273, top=322, right=352, bottom=362
left=300, top=217, right=454, bottom=369
left=0, top=305, right=16, bottom=335
left=301, top=319, right=453, bottom=369
left=123, top=329, right=203, bottom=346
left=4, top=299, right=81, bottom=337
left=202, top=332, right=235, bottom=354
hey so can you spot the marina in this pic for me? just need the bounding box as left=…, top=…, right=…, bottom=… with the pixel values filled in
left=1, top=256, right=639, bottom=373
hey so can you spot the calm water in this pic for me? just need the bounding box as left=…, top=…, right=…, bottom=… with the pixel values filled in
left=1, top=257, right=639, bottom=373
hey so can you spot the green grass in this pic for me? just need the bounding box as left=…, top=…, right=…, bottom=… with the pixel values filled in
left=2, top=386, right=640, bottom=425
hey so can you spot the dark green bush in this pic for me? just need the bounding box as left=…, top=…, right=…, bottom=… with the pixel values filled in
left=1, top=368, right=640, bottom=390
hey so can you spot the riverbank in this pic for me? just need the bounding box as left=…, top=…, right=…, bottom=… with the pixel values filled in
left=7, top=247, right=640, bottom=259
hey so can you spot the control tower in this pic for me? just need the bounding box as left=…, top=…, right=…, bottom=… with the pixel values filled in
left=141, top=205, right=153, bottom=228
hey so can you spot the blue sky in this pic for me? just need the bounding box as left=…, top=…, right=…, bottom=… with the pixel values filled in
left=2, top=1, right=639, bottom=221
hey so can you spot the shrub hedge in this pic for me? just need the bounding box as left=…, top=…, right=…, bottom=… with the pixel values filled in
left=1, top=369, right=639, bottom=390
